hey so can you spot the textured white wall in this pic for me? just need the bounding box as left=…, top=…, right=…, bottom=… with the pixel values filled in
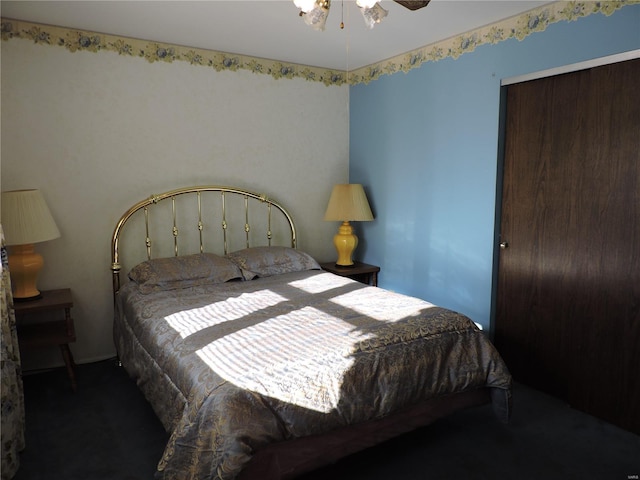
left=1, top=38, right=349, bottom=370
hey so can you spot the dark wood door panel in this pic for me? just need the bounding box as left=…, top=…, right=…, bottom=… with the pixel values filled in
left=496, top=71, right=584, bottom=399
left=496, top=58, right=640, bottom=433
left=571, top=58, right=640, bottom=432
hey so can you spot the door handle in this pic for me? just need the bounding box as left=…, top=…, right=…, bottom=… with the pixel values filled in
left=499, top=241, right=509, bottom=249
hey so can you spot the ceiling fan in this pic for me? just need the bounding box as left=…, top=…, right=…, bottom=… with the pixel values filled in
left=294, top=0, right=431, bottom=31
left=393, top=1, right=430, bottom=11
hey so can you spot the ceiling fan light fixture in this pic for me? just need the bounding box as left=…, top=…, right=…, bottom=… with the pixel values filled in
left=293, top=0, right=317, bottom=13
left=356, top=0, right=379, bottom=8
left=301, top=0, right=331, bottom=31
left=295, top=0, right=394, bottom=31
left=359, top=2, right=388, bottom=29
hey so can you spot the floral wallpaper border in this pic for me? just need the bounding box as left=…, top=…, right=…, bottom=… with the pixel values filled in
left=1, top=1, right=637, bottom=87
left=351, top=0, right=639, bottom=84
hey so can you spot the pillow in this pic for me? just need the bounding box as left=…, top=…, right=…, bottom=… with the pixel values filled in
left=128, top=253, right=243, bottom=293
left=226, top=246, right=321, bottom=280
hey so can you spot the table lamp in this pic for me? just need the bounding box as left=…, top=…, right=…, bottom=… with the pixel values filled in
left=323, top=184, right=374, bottom=267
left=1, top=189, right=61, bottom=301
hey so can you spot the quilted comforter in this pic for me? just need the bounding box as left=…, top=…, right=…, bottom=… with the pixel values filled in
left=114, top=270, right=511, bottom=480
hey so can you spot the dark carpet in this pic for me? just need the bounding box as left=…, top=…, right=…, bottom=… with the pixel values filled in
left=12, top=359, right=640, bottom=480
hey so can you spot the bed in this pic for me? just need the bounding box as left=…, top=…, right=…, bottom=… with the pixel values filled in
left=111, top=185, right=512, bottom=480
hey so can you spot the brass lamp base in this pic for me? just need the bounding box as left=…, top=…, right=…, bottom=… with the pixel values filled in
left=333, top=221, right=358, bottom=267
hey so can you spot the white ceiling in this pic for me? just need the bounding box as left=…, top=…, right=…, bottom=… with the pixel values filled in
left=0, top=0, right=553, bottom=70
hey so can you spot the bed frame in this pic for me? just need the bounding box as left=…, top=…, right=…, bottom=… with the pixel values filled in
left=239, top=388, right=492, bottom=479
left=110, top=184, right=508, bottom=479
left=111, top=185, right=297, bottom=299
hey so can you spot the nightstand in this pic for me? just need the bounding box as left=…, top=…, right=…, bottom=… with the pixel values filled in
left=320, top=261, right=380, bottom=286
left=14, top=288, right=77, bottom=391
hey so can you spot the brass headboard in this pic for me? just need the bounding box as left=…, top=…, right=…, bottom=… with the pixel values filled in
left=111, top=185, right=297, bottom=298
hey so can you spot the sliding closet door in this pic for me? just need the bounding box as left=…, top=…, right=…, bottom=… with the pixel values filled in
left=495, top=58, right=640, bottom=434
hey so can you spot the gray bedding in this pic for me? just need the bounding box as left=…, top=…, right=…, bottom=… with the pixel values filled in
left=114, top=269, right=511, bottom=480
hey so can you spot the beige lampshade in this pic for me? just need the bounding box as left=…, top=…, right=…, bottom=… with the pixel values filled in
left=324, top=184, right=374, bottom=222
left=1, top=189, right=61, bottom=246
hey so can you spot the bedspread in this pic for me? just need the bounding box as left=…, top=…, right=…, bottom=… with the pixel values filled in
left=114, top=270, right=511, bottom=480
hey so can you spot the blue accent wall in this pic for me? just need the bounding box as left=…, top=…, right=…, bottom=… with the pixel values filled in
left=349, top=6, right=640, bottom=331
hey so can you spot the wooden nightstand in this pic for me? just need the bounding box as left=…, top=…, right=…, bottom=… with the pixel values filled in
left=14, top=288, right=77, bottom=391
left=320, top=261, right=380, bottom=286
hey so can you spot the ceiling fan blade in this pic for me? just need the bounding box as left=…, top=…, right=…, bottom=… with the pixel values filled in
left=393, top=1, right=430, bottom=11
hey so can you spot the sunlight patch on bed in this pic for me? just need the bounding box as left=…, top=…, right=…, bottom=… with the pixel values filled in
left=195, top=306, right=376, bottom=413
left=329, top=288, right=436, bottom=322
left=165, top=290, right=289, bottom=338
left=287, top=271, right=355, bottom=294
